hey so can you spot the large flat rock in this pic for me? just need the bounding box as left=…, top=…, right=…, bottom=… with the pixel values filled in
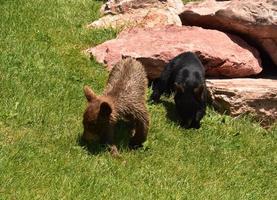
left=207, top=78, right=277, bottom=127
left=87, top=25, right=262, bottom=79
left=179, top=0, right=277, bottom=67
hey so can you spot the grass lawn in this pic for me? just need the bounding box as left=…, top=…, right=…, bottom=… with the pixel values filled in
left=0, top=0, right=276, bottom=199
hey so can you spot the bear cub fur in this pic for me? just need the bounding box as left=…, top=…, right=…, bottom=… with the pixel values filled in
left=82, top=58, right=149, bottom=155
left=150, top=52, right=207, bottom=129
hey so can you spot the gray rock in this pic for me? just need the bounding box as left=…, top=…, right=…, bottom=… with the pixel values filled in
left=207, top=78, right=277, bottom=127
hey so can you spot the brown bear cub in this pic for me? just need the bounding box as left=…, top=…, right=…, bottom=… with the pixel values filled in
left=82, top=58, right=149, bottom=156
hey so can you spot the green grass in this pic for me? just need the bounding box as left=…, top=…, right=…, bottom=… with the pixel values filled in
left=0, top=0, right=276, bottom=199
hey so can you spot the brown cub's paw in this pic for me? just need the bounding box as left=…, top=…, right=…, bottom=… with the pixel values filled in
left=109, top=145, right=121, bottom=158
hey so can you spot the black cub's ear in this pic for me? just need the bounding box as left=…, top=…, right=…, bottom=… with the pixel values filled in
left=100, top=102, right=112, bottom=117
left=174, top=82, right=185, bottom=93
left=194, top=84, right=205, bottom=101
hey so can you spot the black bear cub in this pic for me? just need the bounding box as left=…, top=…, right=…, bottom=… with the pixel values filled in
left=150, top=52, right=207, bottom=129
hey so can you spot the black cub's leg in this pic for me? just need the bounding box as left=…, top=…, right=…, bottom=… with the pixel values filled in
left=150, top=63, right=172, bottom=103
left=150, top=79, right=163, bottom=103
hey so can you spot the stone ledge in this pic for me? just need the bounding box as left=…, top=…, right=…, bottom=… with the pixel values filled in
left=207, top=78, right=277, bottom=127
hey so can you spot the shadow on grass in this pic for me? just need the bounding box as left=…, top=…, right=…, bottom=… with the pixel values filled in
left=156, top=100, right=203, bottom=129
left=151, top=99, right=186, bottom=128
left=77, top=121, right=133, bottom=155
left=159, top=100, right=181, bottom=124
left=77, top=136, right=107, bottom=155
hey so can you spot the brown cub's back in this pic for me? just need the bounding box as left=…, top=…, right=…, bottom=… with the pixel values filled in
left=104, top=58, right=148, bottom=103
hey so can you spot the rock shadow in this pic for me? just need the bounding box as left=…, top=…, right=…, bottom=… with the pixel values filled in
left=226, top=33, right=277, bottom=79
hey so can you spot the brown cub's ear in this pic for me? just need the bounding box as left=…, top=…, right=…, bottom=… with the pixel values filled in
left=174, top=82, right=185, bottom=93
left=194, top=84, right=204, bottom=101
left=100, top=102, right=112, bottom=117
left=84, top=85, right=96, bottom=102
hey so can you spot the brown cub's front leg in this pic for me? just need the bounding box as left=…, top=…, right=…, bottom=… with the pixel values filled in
left=105, top=126, right=119, bottom=157
left=129, top=113, right=149, bottom=149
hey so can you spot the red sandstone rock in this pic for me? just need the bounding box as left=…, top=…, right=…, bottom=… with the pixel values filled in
left=179, top=0, right=277, bottom=66
left=88, top=0, right=184, bottom=29
left=87, top=25, right=262, bottom=79
left=207, top=78, right=277, bottom=127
